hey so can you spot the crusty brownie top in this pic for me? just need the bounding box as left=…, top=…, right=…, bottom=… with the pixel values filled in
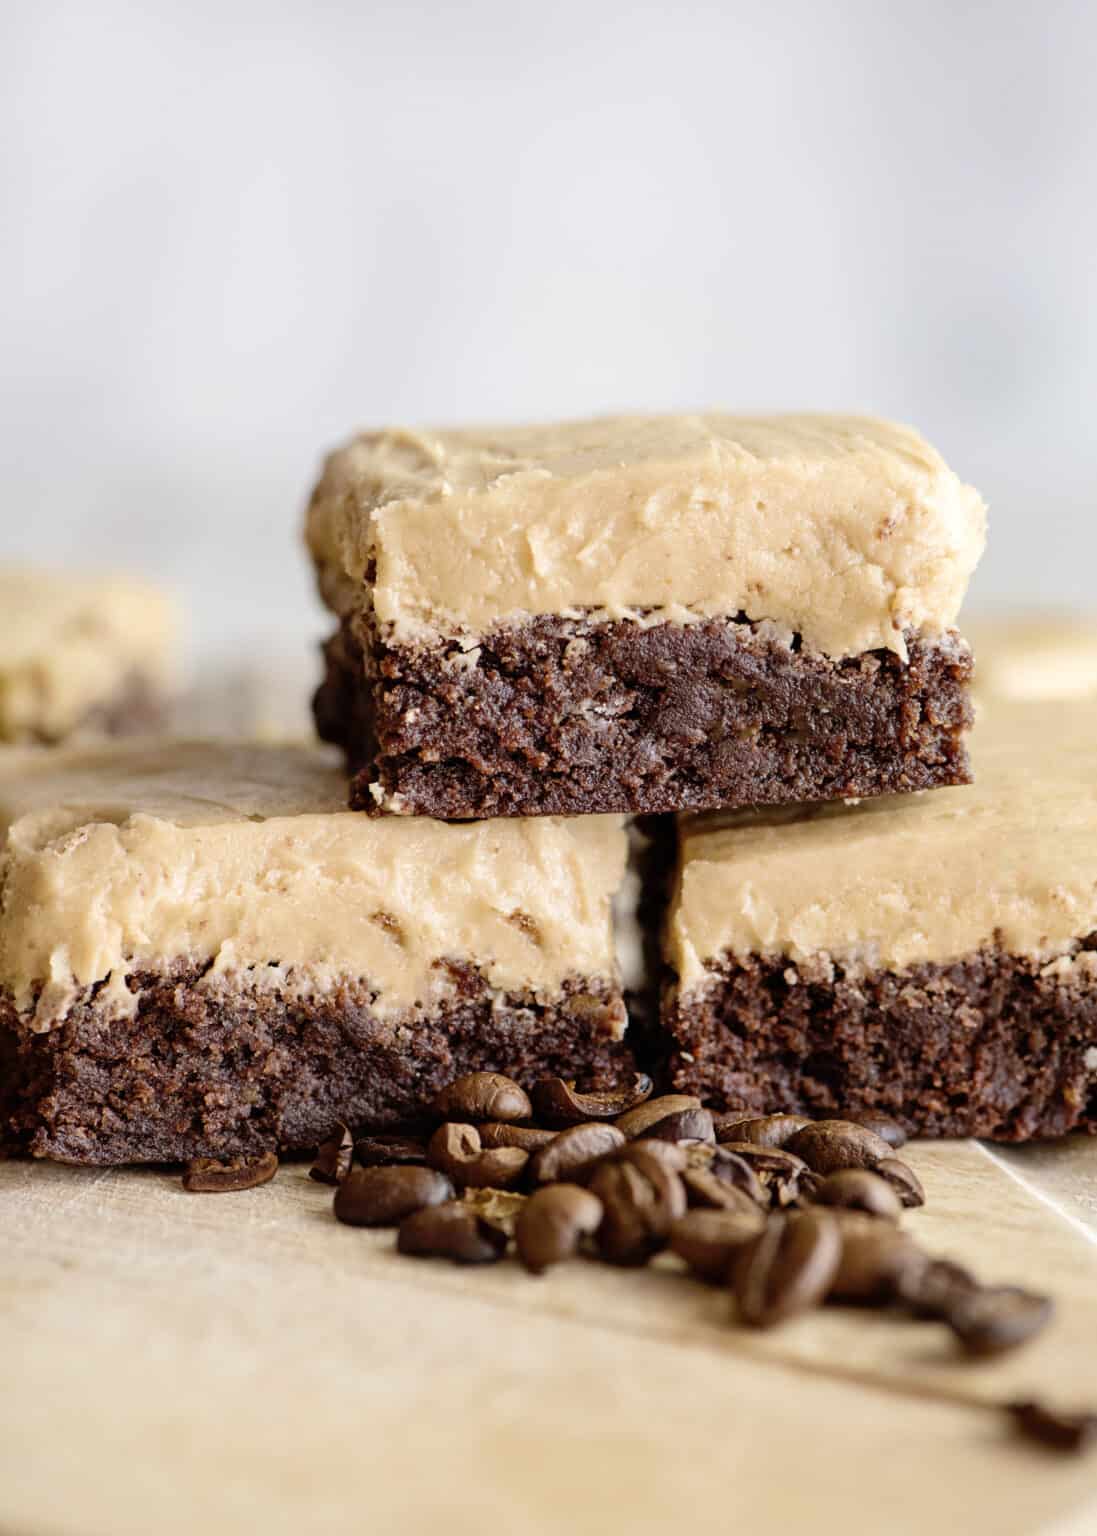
left=0, top=741, right=626, bottom=1031
left=0, top=566, right=178, bottom=743
left=305, top=413, right=986, bottom=660
left=668, top=700, right=1097, bottom=986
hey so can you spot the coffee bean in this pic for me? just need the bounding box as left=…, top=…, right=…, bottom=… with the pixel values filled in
left=460, top=1186, right=526, bottom=1235
left=826, top=1211, right=926, bottom=1302
left=717, top=1143, right=810, bottom=1208
left=875, top=1158, right=926, bottom=1209
left=670, top=1207, right=767, bottom=1282
left=623, top=1139, right=689, bottom=1174
left=427, top=1123, right=529, bottom=1189
left=615, top=1095, right=701, bottom=1139
left=430, top=1072, right=532, bottom=1125
left=531, top=1072, right=654, bottom=1127
left=334, top=1166, right=454, bottom=1227
left=1008, top=1400, right=1097, bottom=1454
left=708, top=1146, right=767, bottom=1207
left=786, top=1121, right=892, bottom=1175
left=945, top=1286, right=1054, bottom=1358
left=840, top=1111, right=908, bottom=1149
left=589, top=1151, right=685, bottom=1267
left=717, top=1114, right=811, bottom=1150
left=515, top=1184, right=604, bottom=1274
left=712, top=1109, right=755, bottom=1139
left=732, top=1210, right=842, bottom=1328
left=896, top=1258, right=979, bottom=1319
left=528, top=1123, right=626, bottom=1185
left=353, top=1134, right=429, bottom=1169
left=479, top=1122, right=558, bottom=1153
left=397, top=1202, right=508, bottom=1264
left=683, top=1166, right=765, bottom=1215
left=813, top=1169, right=902, bottom=1221
left=639, top=1107, right=716, bottom=1144
left=182, top=1151, right=278, bottom=1193
left=309, top=1125, right=354, bottom=1185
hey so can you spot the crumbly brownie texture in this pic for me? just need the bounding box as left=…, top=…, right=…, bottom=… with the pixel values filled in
left=1, top=965, right=632, bottom=1165
left=315, top=614, right=973, bottom=818
left=662, top=952, right=1097, bottom=1142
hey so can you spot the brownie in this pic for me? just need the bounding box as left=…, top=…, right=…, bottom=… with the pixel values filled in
left=305, top=413, right=985, bottom=817
left=661, top=701, right=1097, bottom=1141
left=0, top=741, right=631, bottom=1164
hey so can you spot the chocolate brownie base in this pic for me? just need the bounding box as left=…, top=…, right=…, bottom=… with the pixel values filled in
left=315, top=614, right=973, bottom=818
left=1, top=965, right=632, bottom=1165
left=663, top=953, right=1097, bottom=1141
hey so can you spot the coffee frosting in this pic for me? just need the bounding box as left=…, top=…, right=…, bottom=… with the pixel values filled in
left=306, top=413, right=986, bottom=660
left=0, top=741, right=626, bottom=1031
left=669, top=700, right=1097, bottom=990
left=0, top=566, right=178, bottom=742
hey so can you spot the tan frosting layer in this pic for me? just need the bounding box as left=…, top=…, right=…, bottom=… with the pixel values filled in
left=968, top=615, right=1097, bottom=703
left=0, top=566, right=179, bottom=742
left=0, top=741, right=626, bottom=1030
left=306, top=413, right=986, bottom=659
left=669, top=700, right=1097, bottom=989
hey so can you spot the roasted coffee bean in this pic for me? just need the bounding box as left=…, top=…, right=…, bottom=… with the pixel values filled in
left=708, top=1146, right=767, bottom=1207
left=670, top=1207, right=767, bottom=1282
left=334, top=1165, right=454, bottom=1227
left=479, top=1122, right=558, bottom=1153
left=623, top=1139, right=689, bottom=1174
left=896, top=1258, right=979, bottom=1319
left=875, top=1158, right=926, bottom=1209
left=309, top=1125, right=354, bottom=1185
left=461, top=1186, right=526, bottom=1236
left=528, top=1123, right=626, bottom=1185
left=786, top=1120, right=892, bottom=1175
left=430, top=1072, right=532, bottom=1125
left=182, top=1151, right=278, bottom=1193
left=840, top=1111, right=908, bottom=1149
left=427, top=1123, right=528, bottom=1189
left=717, top=1143, right=810, bottom=1208
left=639, top=1107, right=716, bottom=1144
left=1008, top=1400, right=1097, bottom=1454
left=732, top=1210, right=842, bottom=1328
left=515, top=1184, right=604, bottom=1274
left=615, top=1094, right=701, bottom=1139
left=813, top=1168, right=902, bottom=1221
left=717, top=1114, right=811, bottom=1150
left=588, top=1152, right=685, bottom=1266
left=397, top=1201, right=508, bottom=1264
left=353, top=1134, right=429, bottom=1169
left=945, top=1286, right=1054, bottom=1358
left=712, top=1109, right=755, bottom=1140
left=531, top=1072, right=653, bottom=1127
left=681, top=1167, right=763, bottom=1214
left=826, top=1211, right=926, bottom=1303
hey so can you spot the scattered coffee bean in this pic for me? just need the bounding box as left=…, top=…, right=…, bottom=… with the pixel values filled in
left=516, top=1184, right=604, bottom=1274
left=622, top=1139, right=689, bottom=1174
left=478, top=1122, right=558, bottom=1153
left=717, top=1143, right=811, bottom=1208
left=718, top=1114, right=811, bottom=1150
left=182, top=1150, right=279, bottom=1193
left=841, top=1111, right=908, bottom=1149
left=309, top=1126, right=354, bottom=1185
left=896, top=1258, right=979, bottom=1320
left=528, top=1123, right=626, bottom=1185
left=875, top=1157, right=926, bottom=1209
left=615, top=1094, right=702, bottom=1140
left=826, top=1211, right=926, bottom=1303
left=461, top=1186, right=526, bottom=1236
left=670, top=1206, right=767, bottom=1282
left=732, top=1210, right=842, bottom=1328
left=353, top=1134, right=429, bottom=1169
left=397, top=1201, right=508, bottom=1264
left=945, top=1286, right=1054, bottom=1358
left=786, top=1120, right=892, bottom=1175
left=427, top=1123, right=529, bottom=1189
left=682, top=1167, right=766, bottom=1215
left=589, top=1150, right=685, bottom=1267
left=712, top=1109, right=755, bottom=1140
left=813, top=1168, right=902, bottom=1221
left=531, top=1073, right=654, bottom=1127
left=334, top=1165, right=454, bottom=1227
left=430, top=1072, right=532, bottom=1125
left=708, top=1146, right=767, bottom=1207
left=1008, top=1400, right=1097, bottom=1454
left=639, top=1107, right=716, bottom=1144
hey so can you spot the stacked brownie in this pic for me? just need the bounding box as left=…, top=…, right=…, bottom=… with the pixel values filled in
left=15, top=410, right=1089, bottom=1164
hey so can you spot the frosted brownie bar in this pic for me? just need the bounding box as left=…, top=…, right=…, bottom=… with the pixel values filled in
left=0, top=566, right=177, bottom=743
left=0, top=742, right=630, bottom=1165
left=307, top=414, right=985, bottom=818
left=662, top=702, right=1097, bottom=1141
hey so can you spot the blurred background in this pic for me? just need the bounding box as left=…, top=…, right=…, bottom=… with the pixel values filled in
left=2, top=0, right=1095, bottom=674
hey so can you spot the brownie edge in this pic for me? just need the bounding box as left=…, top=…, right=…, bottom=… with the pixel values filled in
left=316, top=613, right=973, bottom=818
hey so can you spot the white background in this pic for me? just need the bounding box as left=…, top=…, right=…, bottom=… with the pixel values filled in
left=2, top=0, right=1095, bottom=670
